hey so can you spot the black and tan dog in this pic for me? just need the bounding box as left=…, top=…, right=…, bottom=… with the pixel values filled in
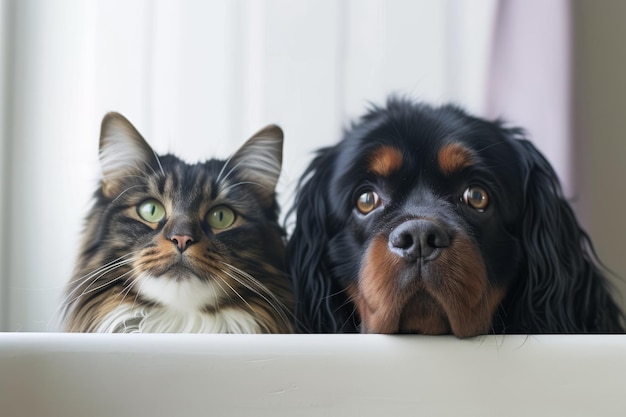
left=288, top=97, right=623, bottom=337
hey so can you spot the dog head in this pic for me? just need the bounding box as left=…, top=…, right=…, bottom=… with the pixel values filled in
left=288, top=97, right=623, bottom=336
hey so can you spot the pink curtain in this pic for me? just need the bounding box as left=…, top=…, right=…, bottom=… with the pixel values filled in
left=485, top=0, right=574, bottom=197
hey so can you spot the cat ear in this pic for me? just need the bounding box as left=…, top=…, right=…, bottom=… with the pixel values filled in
left=229, top=124, right=284, bottom=193
left=99, top=112, right=161, bottom=198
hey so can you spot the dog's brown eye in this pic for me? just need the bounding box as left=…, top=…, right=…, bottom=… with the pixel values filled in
left=356, top=191, right=381, bottom=214
left=462, top=187, right=489, bottom=212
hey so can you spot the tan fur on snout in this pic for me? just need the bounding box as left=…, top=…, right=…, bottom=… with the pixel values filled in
left=354, top=232, right=505, bottom=337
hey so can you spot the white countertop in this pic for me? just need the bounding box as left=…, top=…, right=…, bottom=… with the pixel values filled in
left=1, top=333, right=625, bottom=417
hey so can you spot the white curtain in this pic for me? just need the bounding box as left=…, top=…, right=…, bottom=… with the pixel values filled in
left=1, top=0, right=582, bottom=331
left=486, top=0, right=574, bottom=196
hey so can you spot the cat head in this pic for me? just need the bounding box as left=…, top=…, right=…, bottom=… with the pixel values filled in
left=63, top=113, right=293, bottom=333
left=99, top=112, right=283, bottom=207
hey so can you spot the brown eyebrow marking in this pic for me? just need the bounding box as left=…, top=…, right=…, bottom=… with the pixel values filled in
left=438, top=142, right=476, bottom=176
left=368, top=145, right=403, bottom=177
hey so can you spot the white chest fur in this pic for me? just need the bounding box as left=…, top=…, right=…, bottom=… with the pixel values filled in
left=97, top=304, right=262, bottom=333
left=137, top=273, right=224, bottom=311
left=97, top=274, right=262, bottom=333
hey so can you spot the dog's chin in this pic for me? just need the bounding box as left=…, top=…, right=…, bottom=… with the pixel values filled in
left=352, top=235, right=504, bottom=338
left=357, top=289, right=452, bottom=335
left=398, top=293, right=452, bottom=334
left=357, top=287, right=497, bottom=338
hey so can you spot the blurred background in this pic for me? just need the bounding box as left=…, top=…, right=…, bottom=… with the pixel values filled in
left=0, top=0, right=624, bottom=331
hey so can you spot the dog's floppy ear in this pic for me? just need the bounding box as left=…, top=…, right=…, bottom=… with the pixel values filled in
left=287, top=146, right=352, bottom=333
left=508, top=135, right=623, bottom=333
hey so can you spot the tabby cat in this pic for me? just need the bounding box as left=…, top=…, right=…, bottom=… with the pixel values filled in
left=61, top=113, right=294, bottom=333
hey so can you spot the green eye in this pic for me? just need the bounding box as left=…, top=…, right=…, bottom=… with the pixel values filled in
left=206, top=206, right=236, bottom=230
left=137, top=199, right=166, bottom=223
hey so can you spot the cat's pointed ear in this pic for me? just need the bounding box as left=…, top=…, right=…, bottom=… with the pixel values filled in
left=230, top=124, right=283, bottom=193
left=99, top=112, right=161, bottom=198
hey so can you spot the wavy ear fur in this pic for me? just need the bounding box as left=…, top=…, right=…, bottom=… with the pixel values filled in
left=229, top=124, right=283, bottom=197
left=506, top=136, right=623, bottom=333
left=286, top=146, right=354, bottom=333
left=99, top=112, right=162, bottom=199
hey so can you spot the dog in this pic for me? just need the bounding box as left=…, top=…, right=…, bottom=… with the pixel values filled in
left=287, top=97, right=624, bottom=337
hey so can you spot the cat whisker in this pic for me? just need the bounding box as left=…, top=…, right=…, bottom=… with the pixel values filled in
left=77, top=267, right=137, bottom=300
left=66, top=259, right=137, bottom=304
left=64, top=253, right=137, bottom=286
left=130, top=159, right=163, bottom=180
left=103, top=170, right=155, bottom=185
left=219, top=181, right=267, bottom=194
left=220, top=262, right=286, bottom=301
left=112, top=184, right=148, bottom=203
left=205, top=274, right=223, bottom=310
left=219, top=262, right=292, bottom=329
left=107, top=265, right=142, bottom=299
left=151, top=149, right=165, bottom=177
left=52, top=254, right=138, bottom=329
left=213, top=273, right=256, bottom=313
left=215, top=152, right=237, bottom=185
left=116, top=268, right=145, bottom=308
left=216, top=160, right=246, bottom=187
left=130, top=273, right=151, bottom=311
left=59, top=259, right=136, bottom=312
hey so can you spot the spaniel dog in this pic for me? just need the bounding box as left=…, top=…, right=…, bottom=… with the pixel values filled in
left=287, top=97, right=624, bottom=337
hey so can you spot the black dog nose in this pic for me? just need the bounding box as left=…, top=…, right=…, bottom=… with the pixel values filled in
left=388, top=219, right=451, bottom=261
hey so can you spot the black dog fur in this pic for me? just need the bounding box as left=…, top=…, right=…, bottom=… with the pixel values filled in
left=287, top=97, right=624, bottom=336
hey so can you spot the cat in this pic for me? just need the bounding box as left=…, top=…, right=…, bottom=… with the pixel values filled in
left=61, top=112, right=294, bottom=333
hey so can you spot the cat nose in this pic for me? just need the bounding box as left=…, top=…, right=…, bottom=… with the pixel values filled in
left=170, top=235, right=195, bottom=253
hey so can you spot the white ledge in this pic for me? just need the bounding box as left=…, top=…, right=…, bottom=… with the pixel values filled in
left=1, top=333, right=625, bottom=416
